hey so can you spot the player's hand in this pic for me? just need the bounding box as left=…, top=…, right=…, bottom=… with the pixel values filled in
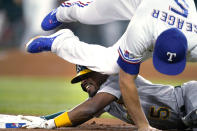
left=19, top=115, right=56, bottom=129
left=23, top=119, right=56, bottom=129
left=138, top=125, right=161, bottom=131
left=18, top=115, right=45, bottom=123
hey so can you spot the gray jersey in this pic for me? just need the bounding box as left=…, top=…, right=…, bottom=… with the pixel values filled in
left=179, top=81, right=197, bottom=117
left=98, top=75, right=197, bottom=129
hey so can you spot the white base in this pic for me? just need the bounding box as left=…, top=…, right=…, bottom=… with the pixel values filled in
left=0, top=114, right=43, bottom=128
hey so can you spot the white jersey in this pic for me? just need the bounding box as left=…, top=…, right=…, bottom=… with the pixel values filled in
left=52, top=0, right=197, bottom=75
left=118, top=0, right=197, bottom=74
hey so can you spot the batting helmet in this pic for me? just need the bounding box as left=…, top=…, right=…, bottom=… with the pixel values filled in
left=71, top=65, right=93, bottom=84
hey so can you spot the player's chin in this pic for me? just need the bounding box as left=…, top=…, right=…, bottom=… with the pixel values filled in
left=88, top=90, right=97, bottom=97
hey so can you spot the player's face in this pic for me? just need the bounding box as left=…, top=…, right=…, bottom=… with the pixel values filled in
left=81, top=72, right=109, bottom=97
left=81, top=77, right=98, bottom=97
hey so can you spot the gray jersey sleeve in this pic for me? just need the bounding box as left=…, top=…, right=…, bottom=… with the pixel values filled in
left=97, top=75, right=121, bottom=99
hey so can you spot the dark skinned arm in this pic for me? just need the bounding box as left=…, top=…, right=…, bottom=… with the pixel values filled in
left=68, top=92, right=116, bottom=126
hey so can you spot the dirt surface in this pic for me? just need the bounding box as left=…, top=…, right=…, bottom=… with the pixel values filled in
left=0, top=50, right=197, bottom=80
left=61, top=118, right=136, bottom=131
left=0, top=118, right=136, bottom=131
left=0, top=50, right=76, bottom=78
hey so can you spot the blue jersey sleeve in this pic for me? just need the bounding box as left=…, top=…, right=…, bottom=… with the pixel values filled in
left=117, top=56, right=140, bottom=75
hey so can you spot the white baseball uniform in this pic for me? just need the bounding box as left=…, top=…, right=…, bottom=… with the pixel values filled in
left=118, top=0, right=197, bottom=74
left=56, top=0, right=141, bottom=24
left=51, top=0, right=197, bottom=75
left=51, top=0, right=142, bottom=74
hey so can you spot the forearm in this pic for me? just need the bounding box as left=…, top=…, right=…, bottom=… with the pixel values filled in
left=54, top=93, right=115, bottom=127
left=68, top=104, right=95, bottom=126
left=69, top=93, right=115, bottom=125
left=119, top=69, right=149, bottom=128
left=53, top=101, right=96, bottom=127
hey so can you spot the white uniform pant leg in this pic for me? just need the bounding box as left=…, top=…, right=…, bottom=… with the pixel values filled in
left=51, top=30, right=119, bottom=74
left=56, top=0, right=139, bottom=24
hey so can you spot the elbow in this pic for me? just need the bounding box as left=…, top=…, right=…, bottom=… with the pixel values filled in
left=119, top=69, right=137, bottom=86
